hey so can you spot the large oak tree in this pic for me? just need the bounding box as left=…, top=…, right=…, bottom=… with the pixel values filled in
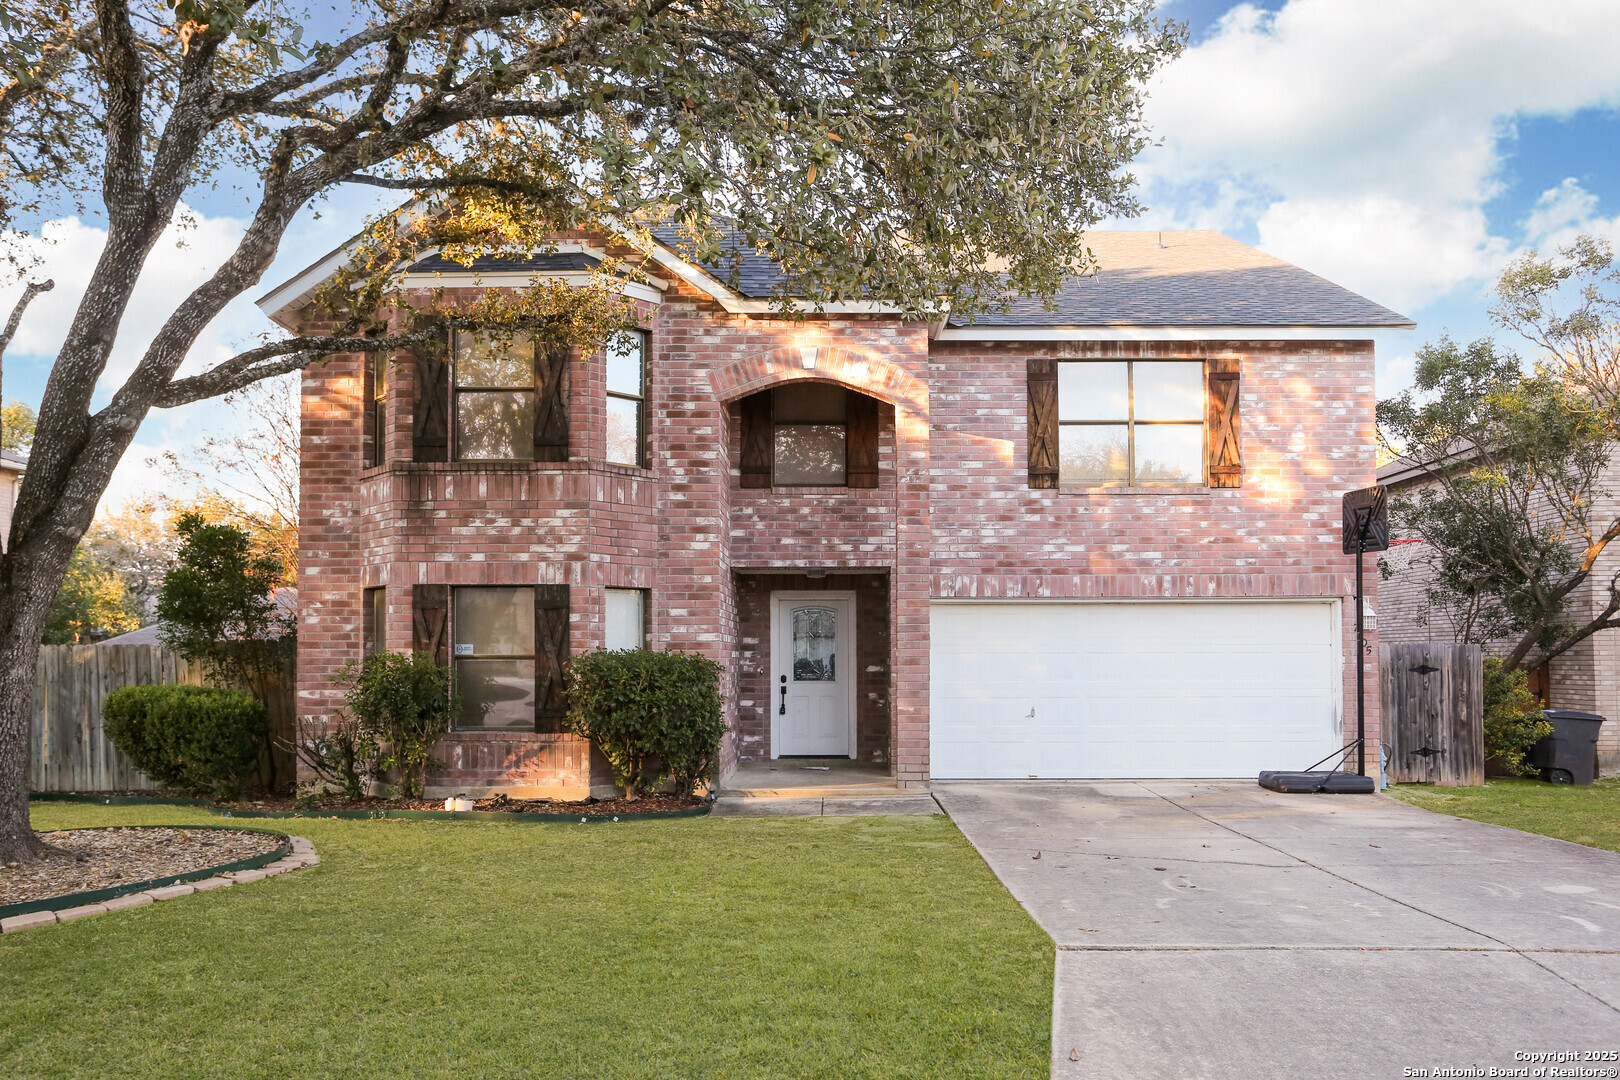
left=0, top=0, right=1182, bottom=862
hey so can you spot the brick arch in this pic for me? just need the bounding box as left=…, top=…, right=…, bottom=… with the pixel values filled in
left=708, top=346, right=926, bottom=417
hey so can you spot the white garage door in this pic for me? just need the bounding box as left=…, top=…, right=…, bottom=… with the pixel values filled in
left=930, top=601, right=1342, bottom=779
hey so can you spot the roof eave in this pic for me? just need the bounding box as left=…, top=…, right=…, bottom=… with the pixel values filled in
left=934, top=322, right=1415, bottom=342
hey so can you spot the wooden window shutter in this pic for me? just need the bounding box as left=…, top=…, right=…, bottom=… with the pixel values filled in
left=534, top=584, right=570, bottom=732
left=411, top=584, right=449, bottom=666
left=1027, top=359, right=1059, bottom=489
left=846, top=390, right=880, bottom=488
left=1206, top=358, right=1242, bottom=488
left=533, top=344, right=570, bottom=462
left=738, top=391, right=773, bottom=488
left=412, top=324, right=450, bottom=463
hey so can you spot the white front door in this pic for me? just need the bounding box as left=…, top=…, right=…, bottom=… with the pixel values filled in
left=772, top=592, right=857, bottom=758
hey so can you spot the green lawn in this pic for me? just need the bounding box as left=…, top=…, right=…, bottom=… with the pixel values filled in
left=2, top=804, right=1051, bottom=1080
left=1389, top=776, right=1620, bottom=853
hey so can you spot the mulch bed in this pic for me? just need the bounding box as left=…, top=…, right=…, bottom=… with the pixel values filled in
left=1, top=827, right=285, bottom=906
left=223, top=792, right=709, bottom=816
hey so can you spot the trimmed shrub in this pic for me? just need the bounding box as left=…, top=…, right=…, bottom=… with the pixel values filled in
left=336, top=651, right=454, bottom=798
left=564, top=648, right=725, bottom=800
left=103, top=684, right=268, bottom=798
left=1483, top=656, right=1554, bottom=776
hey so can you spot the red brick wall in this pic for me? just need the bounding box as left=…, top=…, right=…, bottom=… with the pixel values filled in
left=295, top=269, right=1381, bottom=792
left=926, top=338, right=1382, bottom=764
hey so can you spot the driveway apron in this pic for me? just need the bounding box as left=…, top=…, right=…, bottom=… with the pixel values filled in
left=935, top=780, right=1620, bottom=1079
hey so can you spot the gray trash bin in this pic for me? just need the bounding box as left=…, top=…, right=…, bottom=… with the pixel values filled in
left=1529, top=710, right=1605, bottom=785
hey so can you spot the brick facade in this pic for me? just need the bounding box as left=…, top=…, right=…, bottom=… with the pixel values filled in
left=290, top=248, right=1383, bottom=794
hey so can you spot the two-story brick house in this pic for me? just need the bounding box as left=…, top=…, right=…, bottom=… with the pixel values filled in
left=258, top=228, right=1411, bottom=796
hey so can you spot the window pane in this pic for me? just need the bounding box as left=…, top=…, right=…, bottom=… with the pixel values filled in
left=363, top=588, right=384, bottom=658
left=456, top=658, right=535, bottom=730
left=455, top=330, right=534, bottom=387
left=1059, top=362, right=1128, bottom=421
left=373, top=353, right=388, bottom=398
left=606, top=333, right=643, bottom=397
left=774, top=424, right=846, bottom=485
left=1060, top=424, right=1129, bottom=484
left=605, top=588, right=644, bottom=651
left=792, top=606, right=837, bottom=681
left=1134, top=424, right=1204, bottom=484
left=1134, top=362, right=1204, bottom=421
left=773, top=382, right=846, bottom=423
left=606, top=395, right=640, bottom=466
left=456, top=391, right=534, bottom=460
left=454, top=587, right=535, bottom=656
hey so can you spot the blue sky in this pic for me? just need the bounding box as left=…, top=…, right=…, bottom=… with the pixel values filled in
left=5, top=0, right=1620, bottom=511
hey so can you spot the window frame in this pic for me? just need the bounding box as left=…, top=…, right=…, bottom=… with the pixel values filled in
left=450, top=328, right=537, bottom=463
left=450, top=585, right=537, bottom=732
left=604, top=330, right=647, bottom=468
left=603, top=587, right=647, bottom=651
left=1057, top=360, right=1205, bottom=487
left=362, top=587, right=385, bottom=658
left=771, top=383, right=849, bottom=487
left=368, top=353, right=388, bottom=467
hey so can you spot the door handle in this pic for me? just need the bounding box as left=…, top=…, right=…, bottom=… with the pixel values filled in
left=779, top=675, right=788, bottom=715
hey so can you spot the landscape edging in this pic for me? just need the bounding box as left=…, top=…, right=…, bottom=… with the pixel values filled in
left=0, top=825, right=292, bottom=920
left=29, top=792, right=714, bottom=824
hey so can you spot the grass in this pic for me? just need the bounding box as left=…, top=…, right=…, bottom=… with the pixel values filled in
left=1388, top=776, right=1620, bottom=853
left=1, top=804, right=1051, bottom=1080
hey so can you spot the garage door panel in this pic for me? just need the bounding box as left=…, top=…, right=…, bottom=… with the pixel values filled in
left=931, top=601, right=1341, bottom=779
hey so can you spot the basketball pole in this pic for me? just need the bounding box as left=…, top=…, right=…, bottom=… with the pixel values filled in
left=1355, top=525, right=1366, bottom=777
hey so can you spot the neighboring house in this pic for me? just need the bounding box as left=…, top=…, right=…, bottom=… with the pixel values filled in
left=1377, top=456, right=1620, bottom=775
left=257, top=228, right=1411, bottom=798
left=0, top=449, right=23, bottom=553
left=98, top=587, right=300, bottom=646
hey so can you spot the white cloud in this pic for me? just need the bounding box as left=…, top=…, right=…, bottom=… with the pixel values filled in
left=1128, top=0, right=1620, bottom=311
left=0, top=206, right=271, bottom=402
left=1520, top=177, right=1620, bottom=253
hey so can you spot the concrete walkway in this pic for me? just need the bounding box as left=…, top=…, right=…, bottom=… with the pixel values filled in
left=935, top=780, right=1620, bottom=1078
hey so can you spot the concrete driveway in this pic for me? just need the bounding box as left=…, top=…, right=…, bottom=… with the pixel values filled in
left=935, top=781, right=1620, bottom=1079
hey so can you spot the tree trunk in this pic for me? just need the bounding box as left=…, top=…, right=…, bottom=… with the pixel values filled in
left=0, top=566, right=57, bottom=862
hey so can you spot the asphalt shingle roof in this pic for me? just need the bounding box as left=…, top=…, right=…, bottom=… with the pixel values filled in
left=951, top=231, right=1412, bottom=328
left=651, top=226, right=1411, bottom=328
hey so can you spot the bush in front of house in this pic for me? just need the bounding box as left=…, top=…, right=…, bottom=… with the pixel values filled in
left=1483, top=656, right=1554, bottom=775
left=103, top=684, right=269, bottom=798
left=564, top=648, right=725, bottom=800
left=336, top=651, right=454, bottom=799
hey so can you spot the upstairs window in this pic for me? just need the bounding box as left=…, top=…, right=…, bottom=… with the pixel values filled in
left=773, top=383, right=847, bottom=486
left=1058, top=361, right=1204, bottom=486
left=605, top=331, right=645, bottom=467
left=453, top=330, right=535, bottom=461
left=738, top=383, right=881, bottom=489
left=368, top=353, right=388, bottom=467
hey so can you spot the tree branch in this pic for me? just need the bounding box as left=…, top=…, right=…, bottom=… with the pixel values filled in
left=0, top=279, right=53, bottom=362
left=152, top=332, right=433, bottom=408
left=339, top=172, right=563, bottom=199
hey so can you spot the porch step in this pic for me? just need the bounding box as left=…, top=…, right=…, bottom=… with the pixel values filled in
left=718, top=782, right=923, bottom=799
left=712, top=794, right=942, bottom=817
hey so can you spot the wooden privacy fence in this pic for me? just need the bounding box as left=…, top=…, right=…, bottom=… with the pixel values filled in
left=29, top=643, right=295, bottom=793
left=1379, top=642, right=1484, bottom=786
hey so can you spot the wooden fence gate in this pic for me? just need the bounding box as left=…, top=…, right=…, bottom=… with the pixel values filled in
left=1379, top=642, right=1484, bottom=785
left=29, top=643, right=295, bottom=793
